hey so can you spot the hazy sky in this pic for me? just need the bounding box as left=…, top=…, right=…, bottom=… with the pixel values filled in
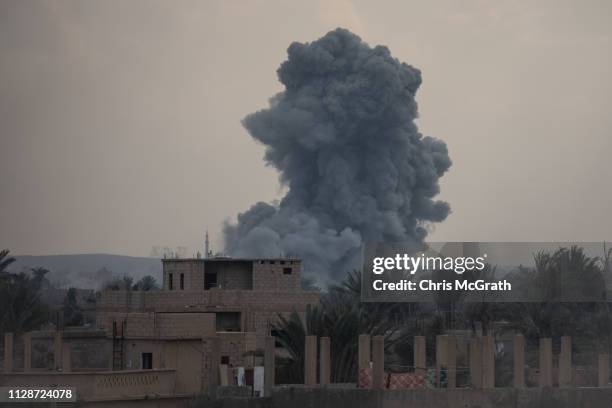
left=1, top=0, right=611, bottom=257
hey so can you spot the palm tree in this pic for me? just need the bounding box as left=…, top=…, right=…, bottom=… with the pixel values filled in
left=0, top=251, right=49, bottom=334
left=461, top=264, right=498, bottom=335
left=103, top=274, right=134, bottom=291
left=63, top=288, right=85, bottom=326
left=0, top=249, right=16, bottom=276
left=502, top=246, right=610, bottom=349
left=272, top=270, right=423, bottom=384
left=133, top=275, right=160, bottom=291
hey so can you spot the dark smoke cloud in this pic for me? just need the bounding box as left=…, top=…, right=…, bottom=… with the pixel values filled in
left=224, top=28, right=451, bottom=282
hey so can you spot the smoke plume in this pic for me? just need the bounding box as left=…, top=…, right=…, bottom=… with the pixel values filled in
left=224, top=28, right=451, bottom=282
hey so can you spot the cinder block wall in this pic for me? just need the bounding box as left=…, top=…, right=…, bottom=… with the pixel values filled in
left=97, top=257, right=318, bottom=369
left=159, top=258, right=304, bottom=293
left=162, top=260, right=205, bottom=291
left=252, top=260, right=301, bottom=291
left=98, top=312, right=216, bottom=339
left=98, top=290, right=317, bottom=351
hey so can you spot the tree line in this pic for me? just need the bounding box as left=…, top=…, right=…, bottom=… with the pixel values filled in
left=0, top=249, right=160, bottom=334
left=272, top=245, right=612, bottom=385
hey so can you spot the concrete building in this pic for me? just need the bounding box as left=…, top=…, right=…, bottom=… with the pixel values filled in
left=0, top=256, right=320, bottom=406
left=96, top=257, right=319, bottom=388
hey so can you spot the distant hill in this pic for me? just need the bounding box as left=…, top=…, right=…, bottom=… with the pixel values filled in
left=8, top=254, right=162, bottom=290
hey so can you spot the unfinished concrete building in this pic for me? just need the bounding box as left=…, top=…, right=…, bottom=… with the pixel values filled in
left=96, top=257, right=319, bottom=386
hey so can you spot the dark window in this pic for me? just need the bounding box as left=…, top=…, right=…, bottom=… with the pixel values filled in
left=270, top=260, right=275, bottom=264
left=180, top=273, right=184, bottom=290
left=142, top=353, right=153, bottom=369
left=271, top=329, right=286, bottom=348
left=221, top=356, right=230, bottom=365
left=245, top=369, right=254, bottom=386
left=280, top=260, right=285, bottom=265
left=216, top=312, right=241, bottom=332
left=283, top=267, right=292, bottom=275
left=205, top=272, right=217, bottom=290
left=168, top=273, right=173, bottom=290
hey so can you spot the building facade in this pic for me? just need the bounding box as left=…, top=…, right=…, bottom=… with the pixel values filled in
left=96, top=257, right=319, bottom=390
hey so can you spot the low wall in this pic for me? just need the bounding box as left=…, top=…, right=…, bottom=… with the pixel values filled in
left=267, top=387, right=612, bottom=408
left=0, top=369, right=177, bottom=402
left=206, top=387, right=612, bottom=408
